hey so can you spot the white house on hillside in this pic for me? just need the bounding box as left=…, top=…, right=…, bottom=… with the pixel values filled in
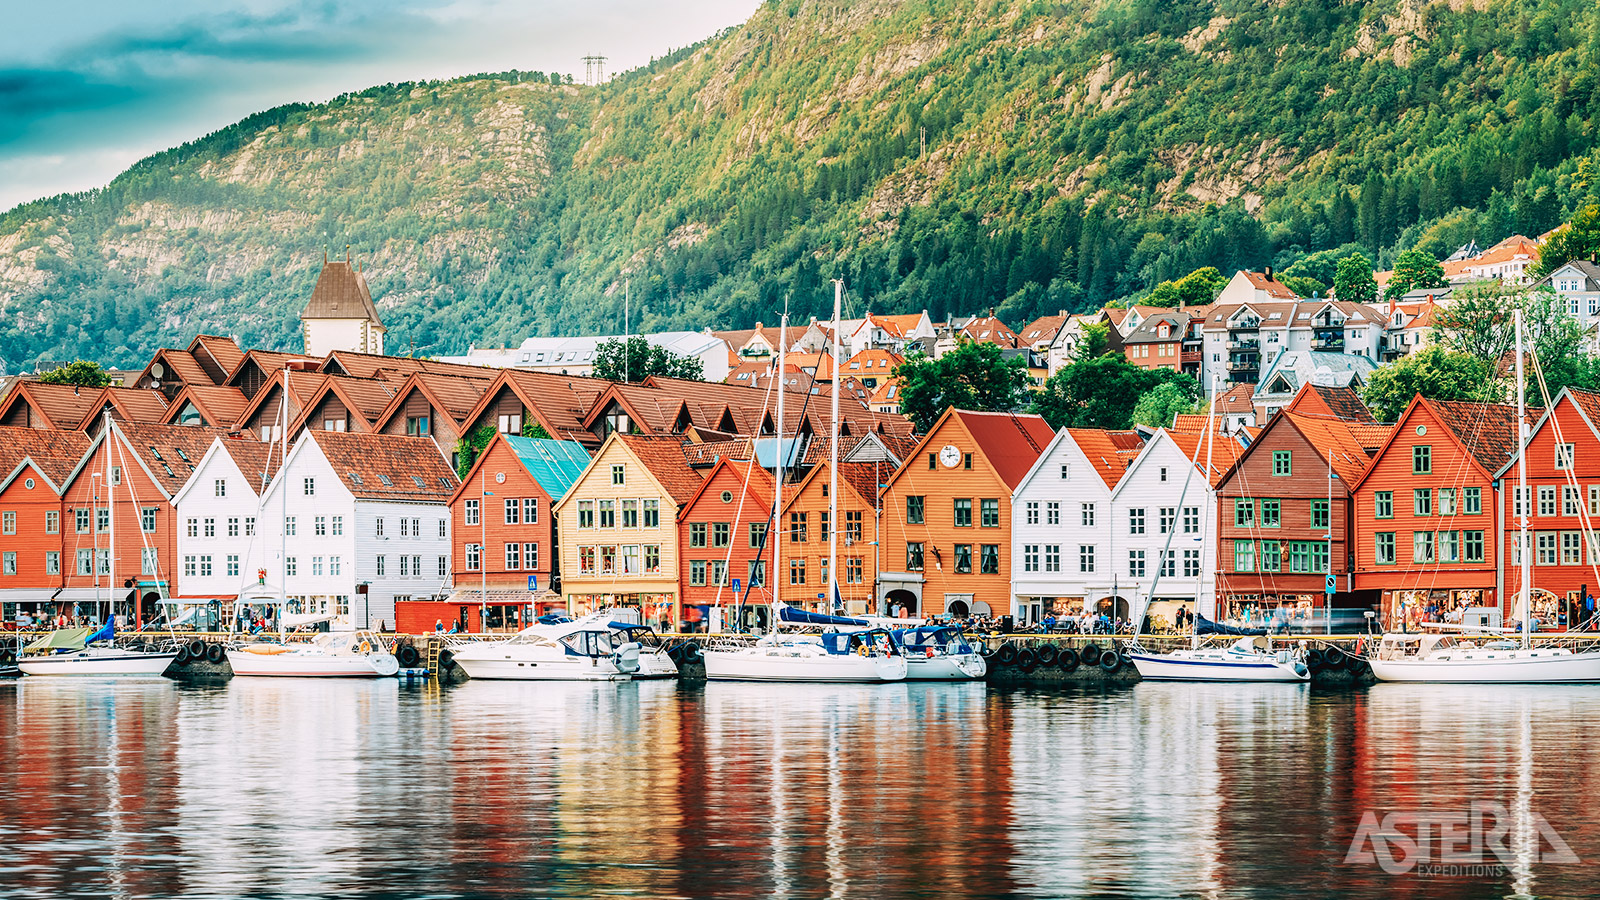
left=256, top=430, right=458, bottom=630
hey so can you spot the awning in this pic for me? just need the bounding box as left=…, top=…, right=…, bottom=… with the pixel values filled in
left=0, top=589, right=57, bottom=602
left=443, top=589, right=562, bottom=606
left=52, top=588, right=120, bottom=604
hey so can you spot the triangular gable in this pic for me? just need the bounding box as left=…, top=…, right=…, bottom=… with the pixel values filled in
left=171, top=438, right=248, bottom=507
left=551, top=433, right=674, bottom=513
left=459, top=372, right=575, bottom=444
left=0, top=457, right=67, bottom=495
left=58, top=420, right=172, bottom=501
left=1491, top=387, right=1589, bottom=480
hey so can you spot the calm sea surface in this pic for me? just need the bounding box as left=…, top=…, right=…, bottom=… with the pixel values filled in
left=3, top=678, right=1599, bottom=899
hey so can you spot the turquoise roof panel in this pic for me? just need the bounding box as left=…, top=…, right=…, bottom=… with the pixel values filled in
left=502, top=435, right=592, bottom=502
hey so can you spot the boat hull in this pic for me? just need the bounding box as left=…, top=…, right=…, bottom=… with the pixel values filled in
left=633, top=650, right=679, bottom=679
left=1369, top=651, right=1600, bottom=683
left=226, top=649, right=398, bottom=678
left=904, top=654, right=986, bottom=681
left=1129, top=652, right=1309, bottom=683
left=18, top=650, right=178, bottom=677
left=450, top=649, right=635, bottom=681
left=702, top=649, right=908, bottom=683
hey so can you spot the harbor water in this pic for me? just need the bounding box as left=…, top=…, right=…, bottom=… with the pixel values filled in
left=3, top=679, right=1598, bottom=899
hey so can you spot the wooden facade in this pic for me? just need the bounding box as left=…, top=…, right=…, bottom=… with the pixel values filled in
left=677, top=458, right=774, bottom=626
left=448, top=434, right=581, bottom=611
left=777, top=459, right=884, bottom=614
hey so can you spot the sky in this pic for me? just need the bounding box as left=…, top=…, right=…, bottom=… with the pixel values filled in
left=0, top=0, right=763, bottom=212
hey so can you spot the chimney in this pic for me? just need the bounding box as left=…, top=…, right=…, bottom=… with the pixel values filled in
left=1264, top=265, right=1275, bottom=281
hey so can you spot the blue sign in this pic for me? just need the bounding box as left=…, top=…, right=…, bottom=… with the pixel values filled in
left=1324, top=574, right=1336, bottom=594
left=732, top=578, right=742, bottom=594
left=527, top=574, right=538, bottom=591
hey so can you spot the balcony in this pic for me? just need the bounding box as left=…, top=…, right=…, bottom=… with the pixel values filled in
left=1312, top=329, right=1345, bottom=350
left=1228, top=354, right=1260, bottom=372
left=1227, top=337, right=1259, bottom=350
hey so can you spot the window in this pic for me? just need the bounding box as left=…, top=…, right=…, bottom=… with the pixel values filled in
left=1565, top=486, right=1582, bottom=517
left=1047, top=502, right=1060, bottom=526
left=749, top=522, right=767, bottom=548
left=963, top=453, right=973, bottom=470
left=1260, top=500, right=1280, bottom=528
left=286, top=557, right=297, bottom=576
left=1563, top=531, right=1584, bottom=565
left=846, top=557, right=864, bottom=584
left=1538, top=486, right=1557, bottom=517
left=1375, top=491, right=1393, bottom=518
left=183, top=555, right=195, bottom=577
left=903, top=494, right=926, bottom=525
left=505, top=543, right=521, bottom=569
left=1557, top=443, right=1575, bottom=470
left=1079, top=545, right=1095, bottom=573
left=227, top=517, right=239, bottom=538
left=747, top=559, right=765, bottom=587
left=315, top=516, right=326, bottom=536
left=690, top=560, right=708, bottom=586
left=245, top=517, right=256, bottom=537
left=200, top=556, right=213, bottom=577
left=45, top=551, right=59, bottom=575
left=1234, top=499, right=1254, bottom=527
left=97, top=508, right=110, bottom=533
left=1272, top=450, right=1291, bottom=476
left=303, top=477, right=316, bottom=496
left=980, top=544, right=1000, bottom=575
left=1414, top=489, right=1433, bottom=517
left=1439, top=530, right=1460, bottom=563
left=285, top=517, right=296, bottom=536
left=332, top=516, right=343, bottom=536
left=525, top=498, right=539, bottom=524
left=577, top=500, right=594, bottom=528
left=598, top=500, right=615, bottom=528
left=789, top=513, right=807, bottom=543
left=0, top=512, right=12, bottom=535
left=710, top=560, right=728, bottom=587
left=214, top=478, right=227, bottom=497
left=1045, top=545, right=1061, bottom=572
left=465, top=544, right=481, bottom=571
left=621, top=500, right=637, bottom=528
left=1413, top=532, right=1435, bottom=563
left=1512, top=486, right=1530, bottom=518
left=1128, top=549, right=1146, bottom=577
left=406, top=415, right=431, bottom=436
left=1061, top=464, right=1070, bottom=480
left=789, top=558, right=806, bottom=585
left=1234, top=541, right=1255, bottom=572
left=376, top=517, right=386, bottom=538
left=465, top=499, right=480, bottom=526
left=1026, top=502, right=1039, bottom=525
left=505, top=499, right=520, bottom=525
left=1261, top=540, right=1281, bottom=572
left=226, top=555, right=239, bottom=577
left=377, top=555, right=386, bottom=576
left=1081, top=503, right=1095, bottom=527
left=399, top=555, right=410, bottom=577
left=845, top=511, right=863, bottom=543
left=578, top=547, right=595, bottom=574
left=1536, top=532, right=1559, bottom=565
left=1375, top=532, right=1395, bottom=565
left=927, top=453, right=936, bottom=470
left=46, top=511, right=59, bottom=534
left=1412, top=445, right=1431, bottom=474
left=690, top=523, right=708, bottom=548
left=954, top=544, right=972, bottom=574
left=611, top=464, right=626, bottom=486
left=1159, top=550, right=1176, bottom=578
left=953, top=498, right=972, bottom=527
left=1159, top=466, right=1169, bottom=482
left=1591, top=486, right=1600, bottom=517
left=980, top=498, right=999, bottom=527
left=1311, top=500, right=1329, bottom=530
left=1129, top=508, right=1145, bottom=534
left=439, top=520, right=447, bottom=538
left=2, top=552, right=13, bottom=575
left=712, top=522, right=731, bottom=548
left=1183, top=506, right=1199, bottom=534
left=907, top=542, right=924, bottom=571
left=1159, top=507, right=1176, bottom=533
left=1464, top=530, right=1484, bottom=563
left=525, top=543, right=538, bottom=570
left=643, top=500, right=659, bottom=528
left=498, top=413, right=522, bottom=434
left=819, top=512, right=830, bottom=542
left=76, top=509, right=90, bottom=534
left=76, top=549, right=94, bottom=575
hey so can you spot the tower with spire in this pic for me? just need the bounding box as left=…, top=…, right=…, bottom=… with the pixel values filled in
left=300, top=249, right=385, bottom=356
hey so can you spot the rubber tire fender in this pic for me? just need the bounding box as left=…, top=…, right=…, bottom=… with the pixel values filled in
left=205, top=643, right=226, bottom=664
left=680, top=641, right=702, bottom=664
left=1016, top=648, right=1038, bottom=672
left=397, top=645, right=421, bottom=668
left=1080, top=644, right=1100, bottom=665
left=187, top=639, right=207, bottom=659
left=1322, top=647, right=1347, bottom=669
left=1056, top=648, right=1079, bottom=671
left=1036, top=644, right=1059, bottom=667
left=1098, top=650, right=1122, bottom=673
left=174, top=646, right=192, bottom=665
left=1306, top=647, right=1326, bottom=670
left=995, top=643, right=1018, bottom=666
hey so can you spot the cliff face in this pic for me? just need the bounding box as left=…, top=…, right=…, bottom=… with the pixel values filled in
left=2, top=0, right=1598, bottom=367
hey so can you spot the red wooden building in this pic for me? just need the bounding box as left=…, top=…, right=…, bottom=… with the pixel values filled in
left=677, top=457, right=774, bottom=628
left=0, top=427, right=92, bottom=619
left=1350, top=396, right=1518, bottom=629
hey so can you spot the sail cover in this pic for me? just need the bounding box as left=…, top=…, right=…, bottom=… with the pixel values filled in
left=778, top=604, right=869, bottom=627
left=1194, top=613, right=1267, bottom=637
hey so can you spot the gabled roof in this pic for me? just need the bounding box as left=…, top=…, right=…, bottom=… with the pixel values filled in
left=171, top=436, right=285, bottom=505
left=1240, top=270, right=1298, bottom=299
left=161, top=384, right=250, bottom=429
left=613, top=434, right=704, bottom=507
left=141, top=347, right=214, bottom=387
left=460, top=369, right=613, bottom=446
left=371, top=372, right=493, bottom=432
left=1121, top=310, right=1191, bottom=344
left=1018, top=312, right=1071, bottom=347
left=1425, top=398, right=1522, bottom=477
left=0, top=381, right=107, bottom=431
left=948, top=409, right=1056, bottom=490
left=1260, top=413, right=1374, bottom=487
left=863, top=312, right=928, bottom=339
left=308, top=431, right=457, bottom=501
left=225, top=350, right=323, bottom=388
left=502, top=435, right=591, bottom=502
left=319, top=350, right=493, bottom=382
left=686, top=456, right=775, bottom=515
left=301, top=259, right=383, bottom=324
left=0, top=426, right=93, bottom=493
left=287, top=375, right=398, bottom=434
left=958, top=315, right=1018, bottom=348
left=1163, top=428, right=1249, bottom=487
left=68, top=421, right=236, bottom=499
left=1065, top=428, right=1145, bottom=489
left=233, top=370, right=328, bottom=434
left=1287, top=383, right=1375, bottom=423
left=78, top=386, right=172, bottom=429
left=1212, top=384, right=1255, bottom=415
left=188, top=335, right=245, bottom=378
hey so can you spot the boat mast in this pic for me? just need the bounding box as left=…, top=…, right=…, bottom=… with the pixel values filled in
left=280, top=365, right=290, bottom=638
left=1516, top=309, right=1531, bottom=649
left=1326, top=443, right=1334, bottom=635
left=105, top=412, right=115, bottom=627
left=829, top=279, right=841, bottom=614
left=1193, top=374, right=1220, bottom=649
left=772, top=313, right=787, bottom=632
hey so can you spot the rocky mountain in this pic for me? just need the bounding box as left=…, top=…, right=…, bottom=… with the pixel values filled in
left=2, top=0, right=1598, bottom=367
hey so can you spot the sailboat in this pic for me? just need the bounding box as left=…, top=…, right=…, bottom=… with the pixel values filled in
left=702, top=288, right=908, bottom=683
left=227, top=365, right=398, bottom=678
left=1127, top=380, right=1309, bottom=683
left=1369, top=310, right=1600, bottom=683
left=20, top=414, right=180, bottom=677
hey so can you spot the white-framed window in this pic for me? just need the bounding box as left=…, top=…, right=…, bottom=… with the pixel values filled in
left=464, top=500, right=479, bottom=526
left=304, top=477, right=316, bottom=496
left=214, top=478, right=227, bottom=497
left=142, top=548, right=157, bottom=576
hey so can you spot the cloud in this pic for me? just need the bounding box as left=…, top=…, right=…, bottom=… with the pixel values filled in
left=0, top=0, right=760, bottom=212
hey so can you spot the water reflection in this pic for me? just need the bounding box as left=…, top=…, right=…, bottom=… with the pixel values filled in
left=3, top=678, right=1600, bottom=899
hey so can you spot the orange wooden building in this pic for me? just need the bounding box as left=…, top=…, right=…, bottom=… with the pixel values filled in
left=677, top=457, right=774, bottom=628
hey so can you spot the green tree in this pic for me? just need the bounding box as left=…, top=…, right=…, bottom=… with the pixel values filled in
left=1434, top=283, right=1586, bottom=386
left=893, top=340, right=1028, bottom=433
left=520, top=421, right=553, bottom=440
left=1384, top=249, right=1447, bottom=301
left=1033, top=354, right=1193, bottom=430
left=1360, top=347, right=1495, bottom=422
left=1332, top=253, right=1378, bottom=305
left=1530, top=205, right=1600, bottom=279
left=1145, top=267, right=1227, bottom=308
left=592, top=336, right=705, bottom=383
left=1131, top=380, right=1203, bottom=428
left=1074, top=321, right=1110, bottom=360
left=36, top=360, right=112, bottom=388
left=1279, top=275, right=1325, bottom=299
left=454, top=424, right=497, bottom=479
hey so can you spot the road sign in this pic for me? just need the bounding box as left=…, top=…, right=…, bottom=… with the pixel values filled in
left=528, top=574, right=538, bottom=591
left=1325, top=574, right=1336, bottom=594
left=732, top=578, right=742, bottom=594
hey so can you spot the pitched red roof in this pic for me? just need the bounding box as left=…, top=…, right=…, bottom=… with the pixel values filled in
left=214, top=438, right=284, bottom=493
left=615, top=434, right=704, bottom=506
left=189, top=335, right=246, bottom=378
left=108, top=421, right=237, bottom=498
left=1281, top=413, right=1374, bottom=486
left=0, top=426, right=93, bottom=489
left=1288, top=383, right=1375, bottom=423
left=80, top=386, right=172, bottom=428
left=1165, top=429, right=1247, bottom=487
left=163, top=384, right=250, bottom=429
left=951, top=410, right=1055, bottom=490
left=0, top=381, right=107, bottom=430
left=1066, top=429, right=1144, bottom=488
left=310, top=431, right=458, bottom=501
left=1426, top=399, right=1521, bottom=476
left=320, top=350, right=494, bottom=382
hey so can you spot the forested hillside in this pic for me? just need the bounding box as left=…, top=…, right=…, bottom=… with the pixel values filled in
left=3, top=0, right=1599, bottom=367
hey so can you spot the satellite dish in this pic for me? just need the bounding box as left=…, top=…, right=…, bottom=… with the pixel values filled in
left=150, top=363, right=165, bottom=378
left=150, top=380, right=161, bottom=389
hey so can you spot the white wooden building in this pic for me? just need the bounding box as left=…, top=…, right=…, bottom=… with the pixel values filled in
left=169, top=437, right=283, bottom=615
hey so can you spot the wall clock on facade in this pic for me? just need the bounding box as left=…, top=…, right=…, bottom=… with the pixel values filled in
left=939, top=444, right=961, bottom=468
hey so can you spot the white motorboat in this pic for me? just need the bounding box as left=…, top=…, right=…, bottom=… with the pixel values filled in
left=500, top=611, right=677, bottom=679
left=1367, top=634, right=1600, bottom=683
left=227, top=630, right=400, bottom=678
left=890, top=626, right=986, bottom=681
left=16, top=627, right=178, bottom=677
left=702, top=630, right=908, bottom=683
left=1129, top=637, right=1309, bottom=683
left=449, top=626, right=642, bottom=681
